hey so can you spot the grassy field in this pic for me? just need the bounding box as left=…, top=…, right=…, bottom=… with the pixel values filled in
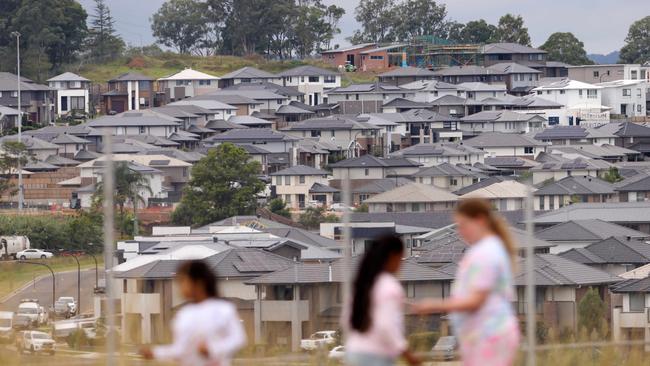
left=0, top=256, right=103, bottom=300
left=70, top=52, right=376, bottom=85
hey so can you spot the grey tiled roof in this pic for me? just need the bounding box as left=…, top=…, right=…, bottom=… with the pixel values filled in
left=611, top=277, right=650, bottom=293
left=205, top=128, right=298, bottom=142
left=559, top=237, right=650, bottom=265
left=534, top=176, right=614, bottom=196
left=109, top=72, right=152, bottom=82
left=276, top=65, right=338, bottom=77
left=429, top=95, right=467, bottom=106
left=351, top=210, right=527, bottom=229
left=352, top=178, right=413, bottom=194
left=465, top=132, right=548, bottom=148
left=379, top=66, right=436, bottom=77
left=513, top=254, right=620, bottom=286
left=329, top=154, right=420, bottom=168
left=247, top=257, right=453, bottom=284
left=532, top=202, right=650, bottom=225
left=270, top=165, right=329, bottom=176
left=391, top=142, right=483, bottom=158
left=219, top=67, right=277, bottom=79
left=614, top=172, right=650, bottom=192
left=47, top=72, right=89, bottom=82
left=309, top=182, right=338, bottom=193
left=453, top=176, right=514, bottom=195
left=535, top=219, right=648, bottom=242
left=413, top=162, right=482, bottom=178
left=481, top=43, right=547, bottom=55
left=0, top=72, right=53, bottom=92
left=283, top=116, right=379, bottom=131
left=460, top=110, right=545, bottom=123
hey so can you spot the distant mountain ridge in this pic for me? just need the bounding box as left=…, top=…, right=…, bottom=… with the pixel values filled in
left=588, top=51, right=620, bottom=64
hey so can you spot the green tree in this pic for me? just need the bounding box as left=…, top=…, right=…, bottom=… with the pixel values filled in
left=268, top=198, right=291, bottom=218
left=493, top=14, right=531, bottom=46
left=392, top=0, right=449, bottom=41
left=86, top=0, right=125, bottom=62
left=151, top=0, right=210, bottom=54
left=349, top=0, right=398, bottom=43
left=602, top=167, right=623, bottom=183
left=94, top=161, right=152, bottom=236
left=540, top=32, right=592, bottom=65
left=619, top=16, right=650, bottom=64
left=0, top=141, right=32, bottom=200
left=298, top=206, right=339, bottom=229
left=577, top=287, right=607, bottom=337
left=459, top=19, right=497, bottom=44
left=172, top=143, right=264, bottom=226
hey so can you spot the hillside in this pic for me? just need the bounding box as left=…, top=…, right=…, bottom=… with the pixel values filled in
left=72, top=53, right=377, bottom=85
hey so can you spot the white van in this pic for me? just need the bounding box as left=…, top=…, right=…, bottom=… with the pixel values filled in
left=17, top=300, right=40, bottom=326
left=0, top=311, right=13, bottom=341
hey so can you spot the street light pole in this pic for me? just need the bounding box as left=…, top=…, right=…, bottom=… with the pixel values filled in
left=19, top=260, right=55, bottom=310
left=70, top=254, right=81, bottom=317
left=10, top=31, right=23, bottom=212
left=87, top=244, right=99, bottom=290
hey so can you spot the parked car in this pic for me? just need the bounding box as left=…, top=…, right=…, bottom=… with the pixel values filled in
left=329, top=203, right=350, bottom=212
left=328, top=345, right=345, bottom=360
left=0, top=311, right=14, bottom=342
left=300, top=330, right=337, bottom=351
left=57, top=297, right=77, bottom=316
left=0, top=236, right=30, bottom=260
left=12, top=315, right=31, bottom=331
left=16, top=331, right=56, bottom=355
left=53, top=300, right=71, bottom=319
left=17, top=300, right=41, bottom=326
left=16, top=249, right=53, bottom=260
left=431, top=336, right=458, bottom=361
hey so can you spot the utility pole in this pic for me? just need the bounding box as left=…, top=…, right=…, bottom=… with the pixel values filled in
left=10, top=31, right=23, bottom=212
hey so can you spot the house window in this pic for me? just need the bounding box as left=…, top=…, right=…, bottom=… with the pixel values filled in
left=142, top=280, right=155, bottom=294
left=629, top=293, right=645, bottom=312
left=310, top=130, right=321, bottom=137
left=284, top=194, right=291, bottom=204
left=539, top=196, right=545, bottom=210
left=123, top=279, right=128, bottom=293
left=638, top=105, right=642, bottom=113
left=364, top=168, right=369, bottom=176
left=579, top=90, right=583, bottom=97
left=345, top=94, right=350, bottom=100
left=623, top=89, right=631, bottom=96
left=524, top=147, right=534, bottom=154
left=359, top=194, right=369, bottom=202
left=308, top=76, right=319, bottom=83
left=631, top=70, right=638, bottom=80
left=324, top=75, right=336, bottom=83
left=536, top=91, right=542, bottom=95
left=11, top=91, right=18, bottom=97
left=330, top=130, right=335, bottom=137
left=449, top=178, right=458, bottom=186
left=299, top=176, right=305, bottom=184
left=355, top=94, right=360, bottom=100
left=549, top=197, right=555, bottom=210
left=593, top=71, right=599, bottom=78
left=587, top=89, right=598, bottom=99
left=411, top=203, right=420, bottom=212
left=285, top=176, right=291, bottom=185
left=199, top=80, right=211, bottom=86
left=70, top=96, right=85, bottom=110
left=548, top=117, right=560, bottom=125
left=637, top=88, right=642, bottom=97
left=139, top=126, right=146, bottom=134
left=370, top=55, right=384, bottom=60
left=559, top=90, right=566, bottom=94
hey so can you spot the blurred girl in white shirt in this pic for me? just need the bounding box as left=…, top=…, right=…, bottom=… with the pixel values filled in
left=345, top=235, right=420, bottom=366
left=140, top=260, right=246, bottom=366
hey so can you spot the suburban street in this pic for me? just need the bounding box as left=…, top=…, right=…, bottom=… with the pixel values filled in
left=0, top=268, right=104, bottom=314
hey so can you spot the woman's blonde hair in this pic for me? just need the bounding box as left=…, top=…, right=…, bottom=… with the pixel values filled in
left=456, top=198, right=517, bottom=266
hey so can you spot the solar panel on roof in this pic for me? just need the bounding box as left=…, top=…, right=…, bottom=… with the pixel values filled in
left=149, top=159, right=170, bottom=165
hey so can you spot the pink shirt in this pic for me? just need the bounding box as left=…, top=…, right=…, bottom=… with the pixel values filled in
left=345, top=273, right=408, bottom=358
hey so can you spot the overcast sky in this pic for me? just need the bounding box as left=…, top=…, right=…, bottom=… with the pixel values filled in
left=78, top=0, right=647, bottom=54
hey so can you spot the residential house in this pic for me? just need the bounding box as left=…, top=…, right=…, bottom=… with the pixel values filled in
left=205, top=89, right=289, bottom=114
left=363, top=183, right=459, bottom=213
left=270, top=165, right=333, bottom=209
left=534, top=125, right=618, bottom=146
left=464, top=131, right=549, bottom=158
left=196, top=94, right=263, bottom=116
left=532, top=79, right=609, bottom=126
left=487, top=62, right=543, bottom=95
left=281, top=115, right=380, bottom=156
left=320, top=43, right=378, bottom=70
left=535, top=219, right=649, bottom=254
left=325, top=83, right=415, bottom=114
left=459, top=180, right=531, bottom=211
left=479, top=43, right=548, bottom=68
left=398, top=109, right=462, bottom=145
left=222, top=82, right=305, bottom=104
left=611, top=264, right=650, bottom=346
left=615, top=172, right=650, bottom=202
left=359, top=45, right=400, bottom=70
left=401, top=79, right=464, bottom=103
left=559, top=236, right=650, bottom=275
left=168, top=99, right=238, bottom=121
left=218, top=67, right=280, bottom=88
left=246, top=257, right=452, bottom=351
left=429, top=95, right=469, bottom=117
left=413, top=162, right=485, bottom=191
left=103, top=72, right=156, bottom=113
left=597, top=80, right=647, bottom=118
left=0, top=105, right=21, bottom=133
left=531, top=155, right=612, bottom=184
left=548, top=144, right=640, bottom=163
left=157, top=68, right=220, bottom=102
left=390, top=142, right=485, bottom=167
left=276, top=66, right=341, bottom=106
left=433, top=65, right=503, bottom=85
left=351, top=177, right=413, bottom=205
left=0, top=135, right=59, bottom=161
left=0, top=72, right=54, bottom=124
left=86, top=110, right=180, bottom=139
left=596, top=122, right=650, bottom=156
left=378, top=66, right=437, bottom=86
left=534, top=175, right=616, bottom=211
left=328, top=154, right=421, bottom=189
left=568, top=64, right=649, bottom=84
left=457, top=82, right=508, bottom=102
left=47, top=72, right=90, bottom=116
left=459, top=110, right=546, bottom=134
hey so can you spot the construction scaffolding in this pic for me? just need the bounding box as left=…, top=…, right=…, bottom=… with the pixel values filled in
left=385, top=36, right=483, bottom=70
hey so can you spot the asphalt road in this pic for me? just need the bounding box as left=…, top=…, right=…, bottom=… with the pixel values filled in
left=0, top=268, right=104, bottom=315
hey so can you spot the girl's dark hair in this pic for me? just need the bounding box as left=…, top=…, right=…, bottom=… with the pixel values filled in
left=176, top=260, right=219, bottom=298
left=350, top=235, right=404, bottom=332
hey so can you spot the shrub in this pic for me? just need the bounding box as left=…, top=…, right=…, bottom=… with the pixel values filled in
left=66, top=329, right=90, bottom=349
